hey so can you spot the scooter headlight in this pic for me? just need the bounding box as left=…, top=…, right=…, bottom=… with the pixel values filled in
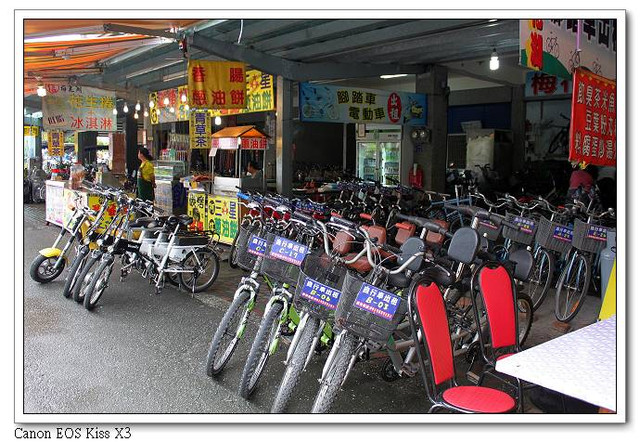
left=96, top=239, right=104, bottom=247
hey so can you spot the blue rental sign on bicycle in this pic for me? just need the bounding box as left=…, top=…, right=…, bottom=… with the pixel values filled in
left=553, top=226, right=573, bottom=242
left=269, top=236, right=308, bottom=266
left=513, top=216, right=536, bottom=234
left=353, top=283, right=401, bottom=321
left=247, top=235, right=268, bottom=256
left=300, top=277, right=341, bottom=310
left=587, top=225, right=608, bottom=241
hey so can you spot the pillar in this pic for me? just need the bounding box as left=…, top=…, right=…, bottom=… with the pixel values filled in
left=77, top=131, right=97, bottom=165
left=124, top=112, right=139, bottom=175
left=276, top=76, right=293, bottom=196
left=511, top=85, right=526, bottom=170
left=415, top=65, right=448, bottom=192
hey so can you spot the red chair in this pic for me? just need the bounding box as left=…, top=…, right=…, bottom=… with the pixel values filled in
left=469, top=262, right=524, bottom=411
left=408, top=281, right=517, bottom=413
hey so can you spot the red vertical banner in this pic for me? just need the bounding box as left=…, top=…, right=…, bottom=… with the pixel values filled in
left=569, top=68, right=617, bottom=166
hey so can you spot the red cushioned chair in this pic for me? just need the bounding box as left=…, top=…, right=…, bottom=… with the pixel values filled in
left=408, top=282, right=517, bottom=413
left=469, top=262, right=524, bottom=412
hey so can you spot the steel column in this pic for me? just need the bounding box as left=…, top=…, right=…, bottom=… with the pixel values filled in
left=276, top=76, right=293, bottom=196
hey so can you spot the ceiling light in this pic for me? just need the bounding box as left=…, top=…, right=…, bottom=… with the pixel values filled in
left=490, top=48, right=500, bottom=71
left=143, top=110, right=149, bottom=117
left=149, top=100, right=155, bottom=109
left=169, top=106, right=175, bottom=113
left=135, top=101, right=141, bottom=111
left=112, top=108, right=118, bottom=115
left=181, top=93, right=187, bottom=103
left=163, top=97, right=170, bottom=106
left=36, top=84, right=47, bottom=97
left=380, top=74, right=408, bottom=79
left=123, top=103, right=129, bottom=113
left=134, top=112, right=139, bottom=119
left=214, top=116, right=222, bottom=126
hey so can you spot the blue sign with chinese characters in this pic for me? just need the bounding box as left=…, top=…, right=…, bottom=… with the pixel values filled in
left=512, top=216, right=536, bottom=234
left=247, top=234, right=268, bottom=256
left=553, top=226, right=573, bottom=242
left=353, top=283, right=401, bottom=322
left=269, top=236, right=308, bottom=266
left=586, top=225, right=608, bottom=241
left=300, top=277, right=341, bottom=310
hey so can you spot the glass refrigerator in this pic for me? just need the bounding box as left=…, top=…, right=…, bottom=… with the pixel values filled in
left=356, top=125, right=402, bottom=186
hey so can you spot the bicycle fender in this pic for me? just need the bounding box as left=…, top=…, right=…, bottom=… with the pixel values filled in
left=39, top=247, right=63, bottom=259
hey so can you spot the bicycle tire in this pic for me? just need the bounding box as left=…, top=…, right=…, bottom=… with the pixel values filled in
left=29, top=254, right=65, bottom=284
left=72, top=252, right=102, bottom=303
left=526, top=248, right=555, bottom=311
left=178, top=247, right=220, bottom=293
left=228, top=231, right=240, bottom=269
left=62, top=246, right=89, bottom=298
left=238, top=303, right=284, bottom=399
left=205, top=290, right=251, bottom=377
left=516, top=293, right=533, bottom=347
left=311, top=332, right=359, bottom=413
left=554, top=253, right=591, bottom=323
left=271, top=315, right=321, bottom=413
left=83, top=256, right=114, bottom=310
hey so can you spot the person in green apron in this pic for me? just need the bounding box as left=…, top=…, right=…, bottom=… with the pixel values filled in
left=137, top=147, right=156, bottom=202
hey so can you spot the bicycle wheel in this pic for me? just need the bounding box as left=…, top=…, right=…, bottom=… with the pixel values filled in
left=554, top=253, right=591, bottom=323
left=205, top=290, right=251, bottom=377
left=526, top=248, right=555, bottom=311
left=83, top=256, right=115, bottom=310
left=228, top=231, right=241, bottom=269
left=29, top=254, right=65, bottom=284
left=72, top=252, right=103, bottom=303
left=178, top=247, right=220, bottom=293
left=311, top=332, right=359, bottom=413
left=238, top=302, right=284, bottom=399
left=62, top=246, right=89, bottom=298
left=516, top=293, right=533, bottom=347
left=271, top=315, right=321, bottom=413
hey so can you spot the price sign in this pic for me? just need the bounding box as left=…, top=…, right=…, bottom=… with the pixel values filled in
left=512, top=216, right=536, bottom=234
left=247, top=234, right=268, bottom=256
left=353, top=283, right=401, bottom=321
left=553, top=226, right=574, bottom=242
left=268, top=236, right=308, bottom=266
left=300, top=277, right=342, bottom=310
left=587, top=225, right=608, bottom=241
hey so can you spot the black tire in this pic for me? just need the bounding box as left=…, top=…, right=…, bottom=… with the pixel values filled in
left=516, top=293, right=533, bottom=347
left=554, top=253, right=591, bottom=323
left=83, top=256, right=114, bottom=310
left=165, top=272, right=180, bottom=287
left=526, top=248, right=555, bottom=311
left=62, top=247, right=89, bottom=298
left=311, top=332, right=359, bottom=413
left=72, top=252, right=102, bottom=303
left=29, top=254, right=65, bottom=284
left=178, top=247, right=220, bottom=293
left=228, top=232, right=240, bottom=269
left=271, top=316, right=321, bottom=413
left=238, top=303, right=284, bottom=399
left=206, top=290, right=251, bottom=377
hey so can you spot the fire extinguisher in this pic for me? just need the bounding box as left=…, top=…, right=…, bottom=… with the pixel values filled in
left=409, top=163, right=423, bottom=188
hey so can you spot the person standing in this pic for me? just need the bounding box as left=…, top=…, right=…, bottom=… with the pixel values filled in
left=137, top=147, right=156, bottom=202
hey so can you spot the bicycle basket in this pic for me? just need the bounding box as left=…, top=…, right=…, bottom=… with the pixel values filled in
left=234, top=224, right=266, bottom=272
left=477, top=218, right=501, bottom=242
left=535, top=216, right=574, bottom=255
left=293, top=253, right=348, bottom=321
left=502, top=213, right=538, bottom=246
left=259, top=232, right=310, bottom=287
left=571, top=219, right=612, bottom=254
left=334, top=271, right=408, bottom=345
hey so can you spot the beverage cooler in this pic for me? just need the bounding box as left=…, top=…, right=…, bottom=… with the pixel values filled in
left=356, top=125, right=402, bottom=186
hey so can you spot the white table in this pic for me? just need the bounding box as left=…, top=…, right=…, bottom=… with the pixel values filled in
left=496, top=315, right=616, bottom=411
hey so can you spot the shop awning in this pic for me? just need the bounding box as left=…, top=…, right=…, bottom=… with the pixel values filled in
left=211, top=126, right=268, bottom=139
left=211, top=125, right=268, bottom=150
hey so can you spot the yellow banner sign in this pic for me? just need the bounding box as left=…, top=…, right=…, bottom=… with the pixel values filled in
left=188, top=60, right=246, bottom=110
left=189, top=110, right=212, bottom=150
left=211, top=69, right=275, bottom=116
left=207, top=194, right=239, bottom=245
left=47, top=130, right=64, bottom=157
left=24, top=126, right=39, bottom=137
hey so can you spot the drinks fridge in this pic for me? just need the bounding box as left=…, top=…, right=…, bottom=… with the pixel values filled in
left=356, top=125, right=402, bottom=186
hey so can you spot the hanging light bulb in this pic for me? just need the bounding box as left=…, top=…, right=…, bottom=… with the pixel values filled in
left=214, top=116, right=222, bottom=126
left=489, top=48, right=500, bottom=71
left=112, top=108, right=118, bottom=115
left=135, top=101, right=141, bottom=111
left=134, top=112, right=139, bottom=119
left=143, top=109, right=149, bottom=117
left=163, top=97, right=170, bottom=106
left=181, top=93, right=187, bottom=103
left=169, top=106, right=175, bottom=113
left=123, top=103, right=129, bottom=113
left=36, top=84, right=47, bottom=97
left=149, top=100, right=155, bottom=109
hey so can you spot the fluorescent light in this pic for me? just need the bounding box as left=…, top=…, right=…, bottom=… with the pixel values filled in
left=490, top=49, right=500, bottom=71
left=162, top=71, right=187, bottom=82
left=380, top=74, right=408, bottom=79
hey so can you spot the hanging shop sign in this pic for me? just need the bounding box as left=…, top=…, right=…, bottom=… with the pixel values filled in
left=240, top=138, right=268, bottom=150
left=299, top=83, right=427, bottom=126
left=23, top=126, right=39, bottom=137
left=519, top=19, right=617, bottom=80
left=568, top=68, right=616, bottom=166
left=188, top=60, right=247, bottom=109
left=149, top=85, right=190, bottom=124
left=189, top=110, right=212, bottom=150
left=525, top=71, right=573, bottom=98
left=47, top=130, right=64, bottom=157
left=206, top=194, right=239, bottom=245
left=42, top=85, right=116, bottom=131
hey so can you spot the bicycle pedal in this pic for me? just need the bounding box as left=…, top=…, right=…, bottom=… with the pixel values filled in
left=466, top=371, right=480, bottom=385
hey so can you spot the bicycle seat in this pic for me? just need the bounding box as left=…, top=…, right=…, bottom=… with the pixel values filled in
left=447, top=227, right=480, bottom=265
left=178, top=214, right=194, bottom=226
left=508, top=248, right=534, bottom=281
